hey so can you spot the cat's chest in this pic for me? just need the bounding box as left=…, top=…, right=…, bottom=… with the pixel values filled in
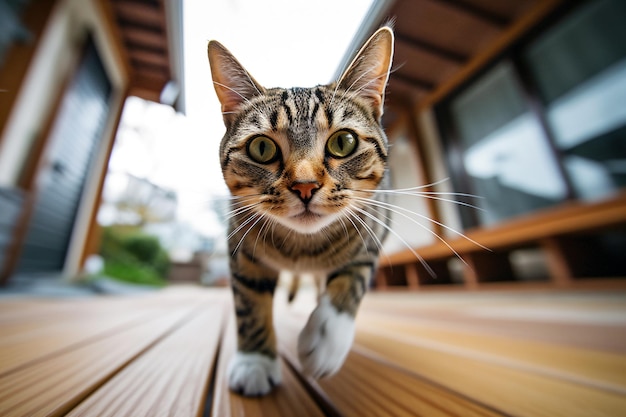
left=248, top=223, right=360, bottom=273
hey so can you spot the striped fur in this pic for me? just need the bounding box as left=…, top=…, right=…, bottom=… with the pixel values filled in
left=209, top=27, right=394, bottom=395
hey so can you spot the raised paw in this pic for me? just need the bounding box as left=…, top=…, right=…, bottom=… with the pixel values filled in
left=228, top=351, right=282, bottom=396
left=297, top=295, right=355, bottom=378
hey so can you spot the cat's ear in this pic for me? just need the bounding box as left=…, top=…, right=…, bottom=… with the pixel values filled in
left=336, top=26, right=394, bottom=121
left=208, top=41, right=265, bottom=127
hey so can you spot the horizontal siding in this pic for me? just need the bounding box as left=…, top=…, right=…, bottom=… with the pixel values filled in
left=0, top=188, right=25, bottom=273
left=15, top=40, right=111, bottom=275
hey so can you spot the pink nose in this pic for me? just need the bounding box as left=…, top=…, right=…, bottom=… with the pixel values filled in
left=290, top=181, right=320, bottom=203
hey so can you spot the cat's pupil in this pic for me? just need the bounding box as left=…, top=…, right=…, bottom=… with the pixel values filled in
left=337, top=136, right=345, bottom=151
left=259, top=141, right=266, bottom=156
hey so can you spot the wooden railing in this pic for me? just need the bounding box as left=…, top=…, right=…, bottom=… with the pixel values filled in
left=377, top=192, right=626, bottom=290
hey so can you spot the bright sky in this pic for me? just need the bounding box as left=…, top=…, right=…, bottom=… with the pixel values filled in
left=106, top=0, right=374, bottom=239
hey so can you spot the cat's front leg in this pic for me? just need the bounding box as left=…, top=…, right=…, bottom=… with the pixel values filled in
left=228, top=255, right=281, bottom=396
left=297, top=263, right=371, bottom=378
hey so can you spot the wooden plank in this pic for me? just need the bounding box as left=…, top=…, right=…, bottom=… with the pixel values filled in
left=0, top=295, right=203, bottom=417
left=66, top=301, right=227, bottom=416
left=360, top=292, right=626, bottom=352
left=348, top=292, right=626, bottom=417
left=0, top=293, right=201, bottom=376
left=276, top=312, right=504, bottom=417
left=356, top=311, right=626, bottom=394
left=0, top=307, right=153, bottom=376
left=211, top=301, right=326, bottom=417
left=340, top=352, right=502, bottom=417
left=353, top=330, right=626, bottom=417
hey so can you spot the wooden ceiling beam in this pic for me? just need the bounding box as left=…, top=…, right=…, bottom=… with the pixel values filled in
left=434, top=0, right=510, bottom=28
left=126, top=42, right=166, bottom=56
left=133, top=63, right=169, bottom=78
left=130, top=49, right=169, bottom=67
left=113, top=1, right=165, bottom=28
left=395, top=33, right=468, bottom=64
left=130, top=69, right=168, bottom=100
left=391, top=72, right=435, bottom=91
left=418, top=0, right=565, bottom=110
left=124, top=27, right=166, bottom=49
left=117, top=18, right=163, bottom=33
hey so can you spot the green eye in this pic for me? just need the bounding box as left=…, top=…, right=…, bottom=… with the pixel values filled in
left=327, top=130, right=357, bottom=158
left=247, top=136, right=278, bottom=163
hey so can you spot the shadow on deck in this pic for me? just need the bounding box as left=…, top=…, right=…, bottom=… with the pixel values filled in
left=0, top=285, right=625, bottom=416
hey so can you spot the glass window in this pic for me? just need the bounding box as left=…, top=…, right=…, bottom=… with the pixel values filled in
left=447, top=62, right=568, bottom=227
left=524, top=0, right=626, bottom=200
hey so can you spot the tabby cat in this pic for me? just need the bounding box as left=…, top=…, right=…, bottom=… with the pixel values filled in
left=208, top=26, right=394, bottom=396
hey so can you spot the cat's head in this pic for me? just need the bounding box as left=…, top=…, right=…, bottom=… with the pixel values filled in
left=208, top=27, right=394, bottom=234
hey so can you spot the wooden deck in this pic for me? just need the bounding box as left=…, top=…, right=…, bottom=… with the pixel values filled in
left=1, top=286, right=625, bottom=416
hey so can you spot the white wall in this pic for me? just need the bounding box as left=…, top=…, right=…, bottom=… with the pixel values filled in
left=418, top=108, right=464, bottom=238
left=383, top=124, right=436, bottom=255
left=381, top=108, right=467, bottom=257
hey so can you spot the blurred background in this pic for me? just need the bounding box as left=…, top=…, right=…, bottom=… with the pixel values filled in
left=1, top=0, right=625, bottom=292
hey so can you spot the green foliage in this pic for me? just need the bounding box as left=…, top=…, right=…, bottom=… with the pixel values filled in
left=103, top=261, right=166, bottom=287
left=99, top=226, right=170, bottom=287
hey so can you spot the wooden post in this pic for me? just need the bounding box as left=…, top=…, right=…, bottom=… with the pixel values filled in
left=405, top=263, right=420, bottom=290
left=375, top=267, right=389, bottom=290
left=463, top=251, right=515, bottom=289
left=540, top=236, right=597, bottom=288
left=78, top=86, right=130, bottom=270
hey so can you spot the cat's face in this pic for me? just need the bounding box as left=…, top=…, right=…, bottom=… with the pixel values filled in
left=218, top=86, right=388, bottom=234
left=208, top=28, right=394, bottom=234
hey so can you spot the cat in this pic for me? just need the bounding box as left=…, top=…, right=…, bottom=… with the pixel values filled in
left=207, top=26, right=394, bottom=396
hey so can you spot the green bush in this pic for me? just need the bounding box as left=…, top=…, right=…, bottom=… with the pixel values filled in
left=99, top=227, right=170, bottom=286
left=103, top=261, right=166, bottom=287
left=124, top=235, right=160, bottom=263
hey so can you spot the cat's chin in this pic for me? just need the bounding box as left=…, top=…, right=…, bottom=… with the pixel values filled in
left=277, top=210, right=340, bottom=235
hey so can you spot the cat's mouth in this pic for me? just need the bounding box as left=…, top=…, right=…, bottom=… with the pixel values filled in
left=293, top=209, right=323, bottom=222
left=278, top=208, right=338, bottom=234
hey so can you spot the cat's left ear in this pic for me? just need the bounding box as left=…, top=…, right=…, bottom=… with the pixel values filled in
left=208, top=41, right=265, bottom=127
left=336, top=26, right=394, bottom=121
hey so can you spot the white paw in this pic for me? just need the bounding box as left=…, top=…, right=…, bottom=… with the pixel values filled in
left=297, top=295, right=355, bottom=378
left=228, top=351, right=282, bottom=396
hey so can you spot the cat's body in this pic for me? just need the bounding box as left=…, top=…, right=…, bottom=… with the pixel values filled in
left=208, top=27, right=394, bottom=396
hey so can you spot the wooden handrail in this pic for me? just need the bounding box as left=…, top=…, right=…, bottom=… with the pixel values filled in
left=381, top=192, right=626, bottom=267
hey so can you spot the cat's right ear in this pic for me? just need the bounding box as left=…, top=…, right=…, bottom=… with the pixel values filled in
left=208, top=41, right=265, bottom=127
left=336, top=26, right=394, bottom=121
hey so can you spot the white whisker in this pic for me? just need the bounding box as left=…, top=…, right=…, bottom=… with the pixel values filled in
left=231, top=212, right=266, bottom=256
left=227, top=210, right=261, bottom=241
left=359, top=189, right=485, bottom=212
left=354, top=195, right=490, bottom=257
left=352, top=206, right=436, bottom=277
left=343, top=208, right=372, bottom=257
left=345, top=208, right=389, bottom=266
left=382, top=177, right=451, bottom=191
left=252, top=216, right=273, bottom=259
left=225, top=202, right=261, bottom=221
